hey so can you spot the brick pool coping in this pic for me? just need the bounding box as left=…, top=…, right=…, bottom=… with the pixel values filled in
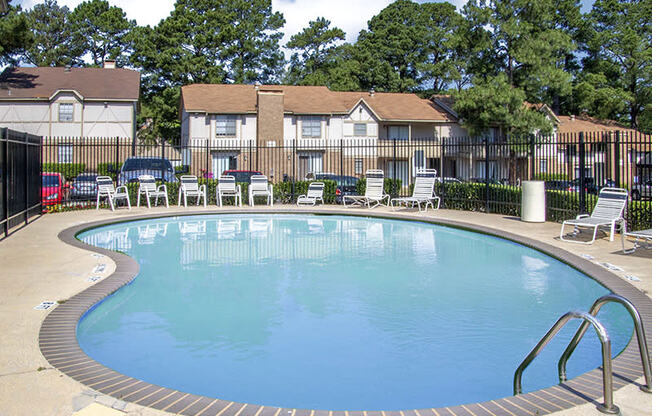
left=39, top=209, right=652, bottom=416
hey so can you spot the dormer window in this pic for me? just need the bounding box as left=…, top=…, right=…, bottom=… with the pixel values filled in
left=216, top=115, right=237, bottom=137
left=302, top=116, right=321, bottom=138
left=58, top=103, right=73, bottom=122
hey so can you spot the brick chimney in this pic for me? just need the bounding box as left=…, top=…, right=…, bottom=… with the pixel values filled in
left=256, top=89, right=284, bottom=146
left=103, top=60, right=116, bottom=69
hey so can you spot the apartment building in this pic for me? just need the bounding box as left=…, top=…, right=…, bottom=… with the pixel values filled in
left=180, top=84, right=461, bottom=182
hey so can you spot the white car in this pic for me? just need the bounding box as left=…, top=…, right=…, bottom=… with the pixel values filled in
left=632, top=179, right=652, bottom=200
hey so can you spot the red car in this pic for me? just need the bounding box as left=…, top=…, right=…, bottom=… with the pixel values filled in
left=41, top=172, right=68, bottom=206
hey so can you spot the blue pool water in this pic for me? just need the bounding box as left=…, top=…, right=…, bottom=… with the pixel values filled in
left=77, top=215, right=632, bottom=410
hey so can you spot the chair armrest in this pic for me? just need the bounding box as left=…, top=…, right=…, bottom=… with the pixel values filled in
left=199, top=184, right=206, bottom=193
left=157, top=184, right=168, bottom=193
left=575, top=214, right=590, bottom=219
left=236, top=184, right=241, bottom=193
left=115, top=185, right=128, bottom=194
left=269, top=184, right=273, bottom=194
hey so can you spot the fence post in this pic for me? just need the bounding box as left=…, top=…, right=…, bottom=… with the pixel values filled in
left=24, top=132, right=28, bottom=225
left=393, top=137, right=397, bottom=183
left=614, top=130, right=621, bottom=187
left=529, top=134, right=536, bottom=180
left=579, top=132, right=586, bottom=214
left=440, top=136, right=445, bottom=206
left=485, top=137, right=490, bottom=213
left=292, top=138, right=296, bottom=201
left=161, top=138, right=166, bottom=183
left=248, top=140, right=252, bottom=171
left=114, top=136, right=120, bottom=181
left=2, top=128, right=8, bottom=237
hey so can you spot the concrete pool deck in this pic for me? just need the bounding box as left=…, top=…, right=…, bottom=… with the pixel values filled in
left=1, top=205, right=651, bottom=416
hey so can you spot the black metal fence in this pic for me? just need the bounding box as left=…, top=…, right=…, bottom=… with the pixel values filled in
left=41, top=130, right=652, bottom=230
left=1, top=128, right=42, bottom=238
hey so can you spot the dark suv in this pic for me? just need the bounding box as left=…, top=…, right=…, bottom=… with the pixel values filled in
left=310, top=173, right=359, bottom=203
left=221, top=170, right=263, bottom=183
left=118, top=157, right=177, bottom=185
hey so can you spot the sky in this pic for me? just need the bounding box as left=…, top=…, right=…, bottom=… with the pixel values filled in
left=17, top=0, right=594, bottom=47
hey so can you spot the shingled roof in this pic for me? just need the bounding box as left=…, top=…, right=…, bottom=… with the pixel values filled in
left=0, top=67, right=141, bottom=101
left=181, top=84, right=451, bottom=122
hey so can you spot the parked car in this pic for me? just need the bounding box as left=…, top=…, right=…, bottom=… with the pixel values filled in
left=435, top=177, right=463, bottom=184
left=41, top=172, right=68, bottom=206
left=568, top=178, right=598, bottom=194
left=118, top=157, right=177, bottom=186
left=544, top=180, right=572, bottom=191
left=468, top=177, right=504, bottom=185
left=308, top=173, right=359, bottom=203
left=632, top=179, right=652, bottom=200
left=221, top=170, right=263, bottom=183
left=69, top=173, right=98, bottom=200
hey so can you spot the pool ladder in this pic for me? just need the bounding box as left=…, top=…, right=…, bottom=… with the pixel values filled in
left=513, top=294, right=652, bottom=414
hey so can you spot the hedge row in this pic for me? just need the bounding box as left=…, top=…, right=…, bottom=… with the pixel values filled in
left=41, top=163, right=86, bottom=179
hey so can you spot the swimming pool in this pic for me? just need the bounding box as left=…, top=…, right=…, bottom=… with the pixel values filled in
left=75, top=214, right=633, bottom=411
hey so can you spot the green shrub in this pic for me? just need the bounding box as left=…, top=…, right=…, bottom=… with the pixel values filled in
left=97, top=162, right=123, bottom=180
left=41, top=163, right=86, bottom=180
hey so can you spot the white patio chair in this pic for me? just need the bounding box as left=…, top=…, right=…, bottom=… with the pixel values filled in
left=95, top=175, right=130, bottom=211
left=248, top=175, right=273, bottom=206
left=137, top=174, right=169, bottom=208
left=297, top=182, right=325, bottom=206
left=177, top=175, right=206, bottom=207
left=390, top=169, right=440, bottom=212
left=560, top=187, right=628, bottom=244
left=343, top=169, right=389, bottom=209
left=621, top=228, right=652, bottom=254
left=217, top=175, right=242, bottom=207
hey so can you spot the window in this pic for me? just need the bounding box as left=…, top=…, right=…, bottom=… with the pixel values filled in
left=302, top=116, right=321, bottom=138
left=58, top=103, right=73, bottom=122
left=354, top=123, right=367, bottom=136
left=58, top=144, right=73, bottom=163
left=354, top=158, right=363, bottom=175
left=388, top=125, right=409, bottom=140
left=539, top=159, right=548, bottom=173
left=216, top=115, right=237, bottom=137
left=413, top=150, right=425, bottom=173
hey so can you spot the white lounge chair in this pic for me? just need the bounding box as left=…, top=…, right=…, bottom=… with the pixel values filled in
left=297, top=182, right=325, bottom=206
left=248, top=175, right=273, bottom=206
left=217, top=175, right=242, bottom=207
left=343, top=169, right=389, bottom=209
left=390, top=169, right=440, bottom=212
left=560, top=187, right=628, bottom=244
left=95, top=176, right=130, bottom=211
left=137, top=174, right=169, bottom=208
left=622, top=228, right=652, bottom=254
left=177, top=175, right=206, bottom=207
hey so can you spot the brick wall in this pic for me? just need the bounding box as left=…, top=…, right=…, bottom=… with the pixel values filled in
left=256, top=90, right=284, bottom=147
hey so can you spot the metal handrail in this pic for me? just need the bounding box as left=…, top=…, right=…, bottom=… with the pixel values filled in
left=558, top=293, right=652, bottom=393
left=513, top=311, right=620, bottom=414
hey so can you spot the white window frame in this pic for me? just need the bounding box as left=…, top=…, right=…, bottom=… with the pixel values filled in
left=58, top=143, right=73, bottom=163
left=215, top=115, right=237, bottom=137
left=354, top=123, right=367, bottom=137
left=539, top=159, right=548, bottom=173
left=58, top=103, right=73, bottom=122
left=302, top=116, right=321, bottom=138
left=354, top=158, right=363, bottom=175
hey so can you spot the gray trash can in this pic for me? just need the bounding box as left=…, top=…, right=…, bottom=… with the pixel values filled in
left=521, top=181, right=546, bottom=222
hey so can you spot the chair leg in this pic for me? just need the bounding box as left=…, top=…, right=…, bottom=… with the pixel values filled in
left=609, top=222, right=615, bottom=241
left=137, top=191, right=141, bottom=207
left=96, top=193, right=101, bottom=210
left=177, top=189, right=182, bottom=206
left=164, top=194, right=169, bottom=208
left=126, top=195, right=131, bottom=210
left=108, top=196, right=115, bottom=211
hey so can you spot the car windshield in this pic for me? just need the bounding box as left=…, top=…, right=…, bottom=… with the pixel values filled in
left=122, top=158, right=173, bottom=172
left=75, top=175, right=97, bottom=182
left=42, top=175, right=60, bottom=187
